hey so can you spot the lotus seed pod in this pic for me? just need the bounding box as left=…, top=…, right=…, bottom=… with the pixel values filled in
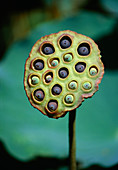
left=24, top=30, right=104, bottom=119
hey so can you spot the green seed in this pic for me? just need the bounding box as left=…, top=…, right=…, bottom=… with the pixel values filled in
left=82, top=82, right=92, bottom=90
left=89, top=67, right=98, bottom=76
left=31, top=76, right=39, bottom=85
left=45, top=75, right=52, bottom=83
left=64, top=54, right=72, bottom=62
left=65, top=94, right=74, bottom=103
left=51, top=59, right=58, bottom=67
left=69, top=81, right=77, bottom=90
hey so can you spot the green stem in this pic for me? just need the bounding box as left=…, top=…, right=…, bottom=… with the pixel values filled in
left=69, top=109, right=76, bottom=170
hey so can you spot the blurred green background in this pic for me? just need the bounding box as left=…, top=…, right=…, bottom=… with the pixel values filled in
left=0, top=0, right=118, bottom=169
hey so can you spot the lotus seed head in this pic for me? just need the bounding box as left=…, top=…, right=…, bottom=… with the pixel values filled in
left=31, top=76, right=39, bottom=85
left=82, top=82, right=92, bottom=90
left=24, top=30, right=104, bottom=118
left=51, top=59, right=58, bottom=67
left=64, top=54, right=72, bottom=62
left=89, top=67, right=98, bottom=76
left=65, top=94, right=74, bottom=103
left=69, top=81, right=77, bottom=90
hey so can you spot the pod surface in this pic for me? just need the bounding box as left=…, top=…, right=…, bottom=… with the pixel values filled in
left=24, top=30, right=104, bottom=118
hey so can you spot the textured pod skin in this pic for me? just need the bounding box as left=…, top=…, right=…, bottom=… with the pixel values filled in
left=24, top=30, right=104, bottom=119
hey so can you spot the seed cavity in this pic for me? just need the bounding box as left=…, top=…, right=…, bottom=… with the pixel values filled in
left=45, top=72, right=53, bottom=83
left=68, top=81, right=77, bottom=90
left=50, top=58, right=59, bottom=67
left=58, top=67, right=69, bottom=79
left=82, top=81, right=92, bottom=90
left=31, top=76, right=39, bottom=85
left=89, top=66, right=98, bottom=76
left=63, top=53, right=73, bottom=62
left=48, top=100, right=58, bottom=112
left=34, top=89, right=45, bottom=101
left=77, top=43, right=90, bottom=56
left=75, top=62, right=86, bottom=73
left=52, top=84, right=62, bottom=95
left=60, top=36, right=72, bottom=49
left=41, top=43, right=55, bottom=55
left=65, top=94, right=74, bottom=103
left=33, top=59, right=44, bottom=70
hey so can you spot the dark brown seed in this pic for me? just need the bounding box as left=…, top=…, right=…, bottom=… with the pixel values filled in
left=42, top=43, right=55, bottom=55
left=75, top=62, right=86, bottom=73
left=34, top=60, right=44, bottom=70
left=43, top=46, right=54, bottom=54
left=77, top=43, right=90, bottom=56
left=52, top=85, right=62, bottom=95
left=60, top=39, right=70, bottom=48
left=59, top=68, right=69, bottom=78
left=34, top=90, right=44, bottom=101
left=48, top=101, right=58, bottom=111
left=60, top=36, right=72, bottom=49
